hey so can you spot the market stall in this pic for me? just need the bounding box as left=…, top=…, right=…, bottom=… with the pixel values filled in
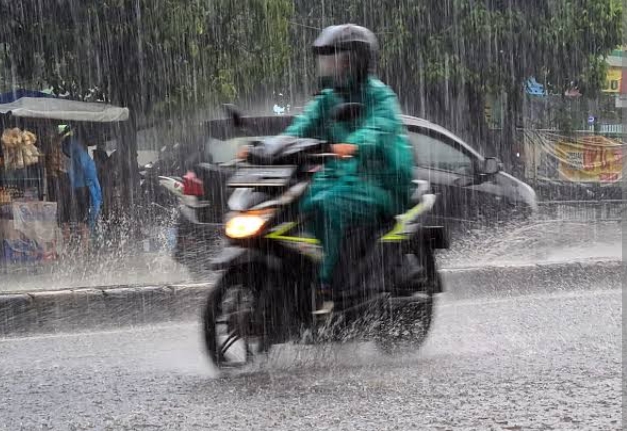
left=0, top=94, right=129, bottom=264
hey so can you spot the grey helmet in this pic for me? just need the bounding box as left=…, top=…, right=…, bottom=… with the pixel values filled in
left=312, top=24, right=378, bottom=90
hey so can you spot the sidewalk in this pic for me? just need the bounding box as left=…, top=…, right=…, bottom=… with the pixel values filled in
left=0, top=250, right=191, bottom=292
left=439, top=219, right=621, bottom=268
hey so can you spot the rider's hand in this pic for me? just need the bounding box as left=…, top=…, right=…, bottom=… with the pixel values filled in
left=332, top=143, right=357, bottom=159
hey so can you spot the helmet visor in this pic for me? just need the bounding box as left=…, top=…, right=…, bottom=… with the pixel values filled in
left=317, top=52, right=348, bottom=79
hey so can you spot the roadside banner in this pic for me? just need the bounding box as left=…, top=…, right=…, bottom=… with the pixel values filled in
left=524, top=131, right=624, bottom=184
left=602, top=67, right=622, bottom=93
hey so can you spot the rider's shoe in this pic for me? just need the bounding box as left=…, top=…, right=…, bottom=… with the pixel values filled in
left=312, top=284, right=334, bottom=315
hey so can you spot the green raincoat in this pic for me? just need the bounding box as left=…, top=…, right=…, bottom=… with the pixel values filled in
left=284, top=77, right=415, bottom=285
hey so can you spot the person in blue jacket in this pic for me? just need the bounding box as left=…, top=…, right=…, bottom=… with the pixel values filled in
left=61, top=125, right=102, bottom=247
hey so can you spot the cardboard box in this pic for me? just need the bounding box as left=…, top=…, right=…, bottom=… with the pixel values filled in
left=0, top=202, right=59, bottom=261
left=0, top=219, right=21, bottom=241
left=4, top=238, right=43, bottom=263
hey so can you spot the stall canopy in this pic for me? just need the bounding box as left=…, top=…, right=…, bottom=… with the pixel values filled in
left=0, top=96, right=129, bottom=122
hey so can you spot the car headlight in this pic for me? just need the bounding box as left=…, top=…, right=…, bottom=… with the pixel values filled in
left=225, top=212, right=271, bottom=239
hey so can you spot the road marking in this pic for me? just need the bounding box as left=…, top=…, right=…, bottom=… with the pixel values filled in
left=0, top=322, right=198, bottom=343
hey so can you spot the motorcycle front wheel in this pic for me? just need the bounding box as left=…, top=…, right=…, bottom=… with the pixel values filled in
left=202, top=268, right=271, bottom=369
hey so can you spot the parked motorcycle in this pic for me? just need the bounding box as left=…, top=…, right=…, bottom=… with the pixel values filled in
left=139, top=143, right=184, bottom=205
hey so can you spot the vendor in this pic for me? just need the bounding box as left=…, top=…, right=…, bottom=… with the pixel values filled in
left=48, top=127, right=72, bottom=240
left=92, top=139, right=110, bottom=220
left=61, top=125, right=102, bottom=250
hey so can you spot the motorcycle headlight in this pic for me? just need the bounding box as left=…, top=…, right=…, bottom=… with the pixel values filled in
left=225, top=211, right=272, bottom=239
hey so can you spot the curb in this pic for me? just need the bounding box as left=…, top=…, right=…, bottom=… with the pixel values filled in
left=0, top=260, right=622, bottom=337
left=0, top=283, right=213, bottom=337
left=441, top=259, right=623, bottom=300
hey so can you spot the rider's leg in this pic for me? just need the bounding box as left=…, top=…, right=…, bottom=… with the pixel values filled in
left=304, top=193, right=339, bottom=286
left=305, top=185, right=386, bottom=313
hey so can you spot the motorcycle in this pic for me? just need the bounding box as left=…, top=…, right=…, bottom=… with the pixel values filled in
left=139, top=143, right=186, bottom=206
left=202, top=103, right=448, bottom=369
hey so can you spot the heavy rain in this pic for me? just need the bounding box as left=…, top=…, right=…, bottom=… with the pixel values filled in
left=0, top=1, right=623, bottom=430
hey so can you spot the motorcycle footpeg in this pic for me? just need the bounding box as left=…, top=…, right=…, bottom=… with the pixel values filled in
left=312, top=301, right=335, bottom=317
left=387, top=292, right=431, bottom=306
left=393, top=266, right=427, bottom=290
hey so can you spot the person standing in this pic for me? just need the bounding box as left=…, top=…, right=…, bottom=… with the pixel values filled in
left=92, top=140, right=110, bottom=220
left=47, top=127, right=73, bottom=248
left=62, top=125, right=102, bottom=252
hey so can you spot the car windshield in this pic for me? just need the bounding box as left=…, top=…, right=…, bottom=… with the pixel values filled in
left=201, top=116, right=292, bottom=164
left=204, top=136, right=270, bottom=164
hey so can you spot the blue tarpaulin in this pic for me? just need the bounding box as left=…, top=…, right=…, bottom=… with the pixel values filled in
left=526, top=78, right=547, bottom=96
left=0, top=89, right=53, bottom=104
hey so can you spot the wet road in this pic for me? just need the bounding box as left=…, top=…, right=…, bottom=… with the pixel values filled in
left=1, top=283, right=621, bottom=430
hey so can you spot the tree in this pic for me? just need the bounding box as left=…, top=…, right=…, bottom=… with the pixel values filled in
left=0, top=0, right=621, bottom=168
left=288, top=0, right=622, bottom=158
left=0, top=0, right=293, bottom=208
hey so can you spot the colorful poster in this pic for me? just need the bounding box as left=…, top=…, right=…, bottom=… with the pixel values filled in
left=554, top=136, right=623, bottom=183
left=603, top=68, right=622, bottom=93
left=524, top=131, right=624, bottom=184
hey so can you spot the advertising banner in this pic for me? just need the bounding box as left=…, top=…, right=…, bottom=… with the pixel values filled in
left=524, top=131, right=624, bottom=184
left=602, top=67, right=622, bottom=93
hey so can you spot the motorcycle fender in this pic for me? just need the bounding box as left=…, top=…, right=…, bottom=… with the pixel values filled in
left=404, top=222, right=449, bottom=251
left=209, top=246, right=281, bottom=272
left=158, top=176, right=184, bottom=198
left=422, top=225, right=450, bottom=250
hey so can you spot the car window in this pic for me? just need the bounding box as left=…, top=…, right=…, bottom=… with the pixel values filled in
left=201, top=116, right=291, bottom=164
left=204, top=137, right=237, bottom=164
left=409, top=132, right=473, bottom=174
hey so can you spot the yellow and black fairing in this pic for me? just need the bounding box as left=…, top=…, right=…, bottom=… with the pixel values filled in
left=263, top=192, right=443, bottom=253
left=209, top=180, right=318, bottom=273
left=263, top=191, right=445, bottom=301
left=213, top=180, right=444, bottom=258
left=211, top=170, right=447, bottom=298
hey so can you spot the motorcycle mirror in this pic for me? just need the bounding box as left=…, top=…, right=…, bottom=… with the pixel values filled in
left=223, top=104, right=245, bottom=128
left=482, top=157, right=501, bottom=175
left=332, top=103, right=364, bottom=122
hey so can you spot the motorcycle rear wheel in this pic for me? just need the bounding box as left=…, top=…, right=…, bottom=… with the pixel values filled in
left=375, top=247, right=439, bottom=354
left=374, top=296, right=434, bottom=354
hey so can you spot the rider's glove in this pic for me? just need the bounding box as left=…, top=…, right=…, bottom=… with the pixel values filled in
left=332, top=143, right=358, bottom=158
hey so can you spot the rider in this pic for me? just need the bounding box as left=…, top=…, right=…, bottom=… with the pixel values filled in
left=282, top=24, right=415, bottom=313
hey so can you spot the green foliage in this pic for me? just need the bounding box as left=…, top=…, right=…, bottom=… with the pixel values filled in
left=369, top=0, right=622, bottom=96
left=0, top=0, right=293, bottom=117
left=0, top=0, right=621, bottom=125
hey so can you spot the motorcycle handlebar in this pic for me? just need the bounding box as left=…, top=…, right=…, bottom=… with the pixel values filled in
left=241, top=137, right=333, bottom=165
